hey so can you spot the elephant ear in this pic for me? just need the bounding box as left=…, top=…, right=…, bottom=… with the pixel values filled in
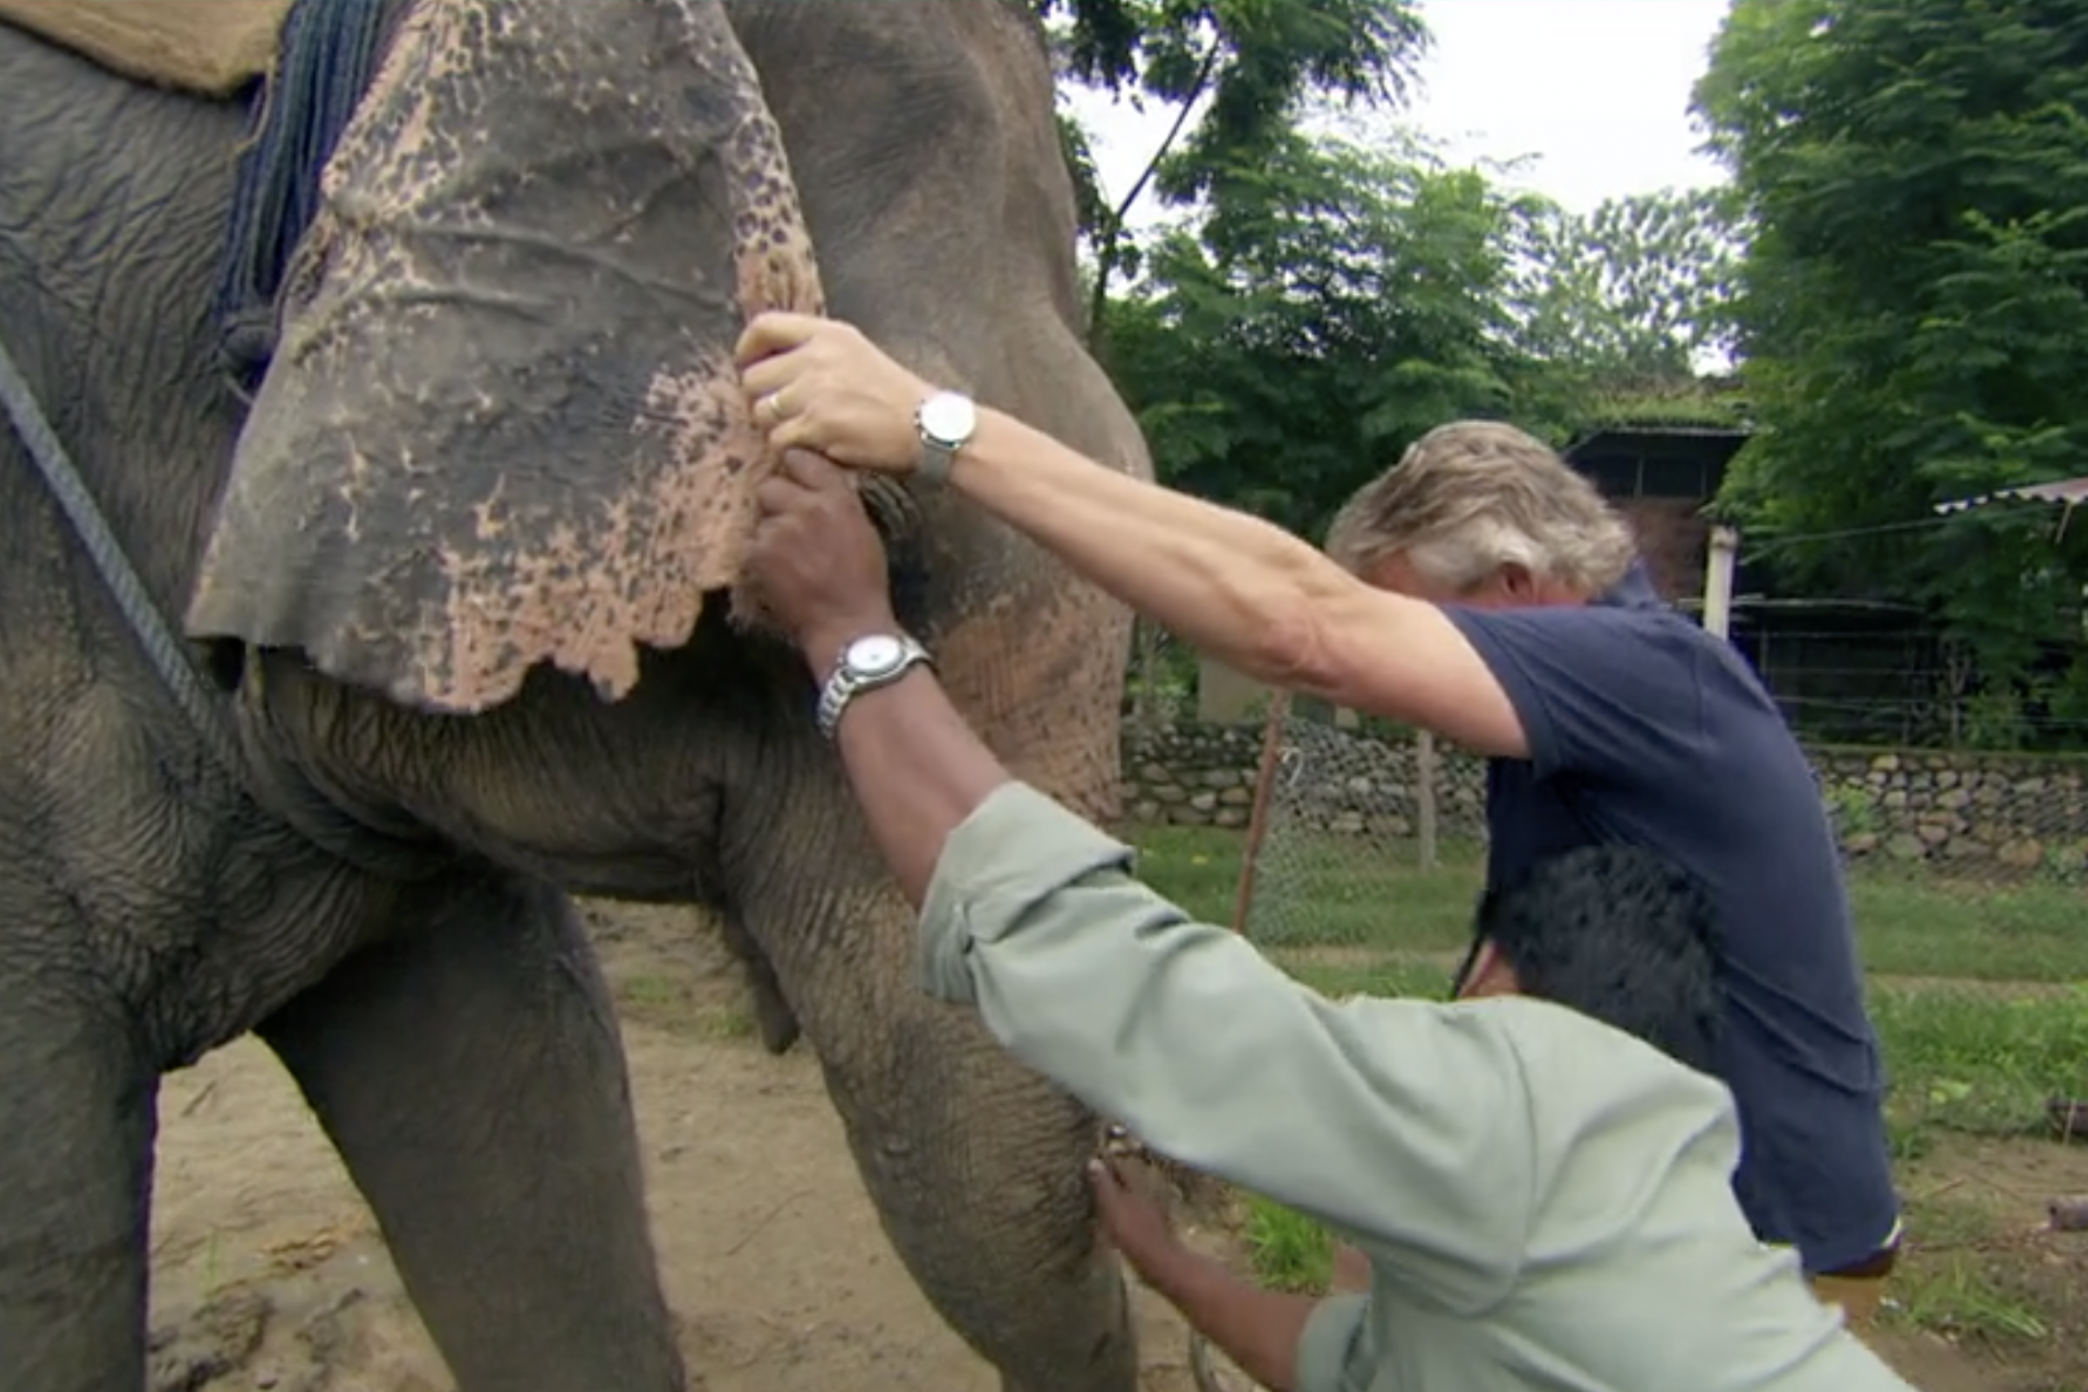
left=185, top=0, right=824, bottom=714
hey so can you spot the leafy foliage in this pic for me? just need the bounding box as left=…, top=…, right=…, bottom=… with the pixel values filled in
left=1093, top=111, right=1753, bottom=541
left=1098, top=130, right=1573, bottom=540
left=1035, top=0, right=1429, bottom=339
left=1040, top=0, right=1426, bottom=198
left=1510, top=187, right=1746, bottom=380
left=1695, top=0, right=2088, bottom=741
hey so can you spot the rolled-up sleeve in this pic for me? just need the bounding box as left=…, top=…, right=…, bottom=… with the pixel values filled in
left=1295, top=1294, right=1372, bottom=1392
left=917, top=782, right=1535, bottom=1312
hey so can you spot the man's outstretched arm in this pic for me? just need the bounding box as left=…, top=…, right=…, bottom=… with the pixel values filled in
left=822, top=663, right=1382, bottom=1390
left=805, top=649, right=1005, bottom=908
left=1089, top=1153, right=1369, bottom=1392
left=735, top=312, right=1526, bottom=756
left=816, top=657, right=1532, bottom=1320
left=1132, top=1243, right=1323, bottom=1392
left=948, top=407, right=1526, bottom=750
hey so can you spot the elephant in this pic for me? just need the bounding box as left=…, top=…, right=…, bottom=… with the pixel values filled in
left=0, top=1, right=1155, bottom=1389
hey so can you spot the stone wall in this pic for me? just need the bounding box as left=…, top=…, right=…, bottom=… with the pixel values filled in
left=1120, top=720, right=2088, bottom=877
left=1119, top=721, right=1488, bottom=837
left=1813, top=748, right=2088, bottom=873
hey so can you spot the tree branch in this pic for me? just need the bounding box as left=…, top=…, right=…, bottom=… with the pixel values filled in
left=1086, top=39, right=1225, bottom=348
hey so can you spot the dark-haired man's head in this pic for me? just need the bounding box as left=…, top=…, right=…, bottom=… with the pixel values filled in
left=1450, top=845, right=1724, bottom=1073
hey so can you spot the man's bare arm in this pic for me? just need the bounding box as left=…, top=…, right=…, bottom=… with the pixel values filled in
left=950, top=408, right=1528, bottom=758
left=734, top=311, right=1525, bottom=756
left=1134, top=1243, right=1319, bottom=1392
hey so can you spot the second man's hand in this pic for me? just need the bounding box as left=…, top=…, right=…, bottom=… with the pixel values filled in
left=742, top=445, right=1013, bottom=908
left=1090, top=1156, right=1318, bottom=1392
left=745, top=448, right=899, bottom=671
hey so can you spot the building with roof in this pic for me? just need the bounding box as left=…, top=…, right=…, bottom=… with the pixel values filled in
left=1561, top=419, right=1750, bottom=602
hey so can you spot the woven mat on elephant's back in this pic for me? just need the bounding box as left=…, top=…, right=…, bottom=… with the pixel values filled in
left=0, top=0, right=293, bottom=97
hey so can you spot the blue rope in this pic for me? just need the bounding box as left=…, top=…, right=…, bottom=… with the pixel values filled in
left=3, top=324, right=448, bottom=880
left=0, top=333, right=241, bottom=774
left=213, top=0, right=397, bottom=390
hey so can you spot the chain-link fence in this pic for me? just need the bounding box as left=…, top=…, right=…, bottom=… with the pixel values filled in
left=1119, top=637, right=1489, bottom=960
left=1118, top=641, right=2088, bottom=974
left=1121, top=616, right=1198, bottom=735
left=1231, top=693, right=1477, bottom=948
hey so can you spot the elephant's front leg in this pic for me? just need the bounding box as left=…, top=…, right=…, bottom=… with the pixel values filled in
left=741, top=873, right=1138, bottom=1392
left=257, top=869, right=683, bottom=1392
left=0, top=919, right=157, bottom=1392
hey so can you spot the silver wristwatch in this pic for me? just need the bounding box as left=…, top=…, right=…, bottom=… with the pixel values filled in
left=815, top=632, right=934, bottom=740
left=914, top=389, right=977, bottom=483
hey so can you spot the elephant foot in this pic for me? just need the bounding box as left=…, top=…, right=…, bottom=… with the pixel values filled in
left=714, top=910, right=800, bottom=1054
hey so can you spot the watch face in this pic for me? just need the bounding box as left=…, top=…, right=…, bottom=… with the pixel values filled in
left=919, top=391, right=977, bottom=446
left=845, top=634, right=906, bottom=676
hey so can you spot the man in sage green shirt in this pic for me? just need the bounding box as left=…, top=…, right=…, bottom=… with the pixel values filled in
left=741, top=449, right=1918, bottom=1392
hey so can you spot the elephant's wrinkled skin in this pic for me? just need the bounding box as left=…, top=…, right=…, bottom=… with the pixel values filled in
left=0, top=3, right=1151, bottom=1389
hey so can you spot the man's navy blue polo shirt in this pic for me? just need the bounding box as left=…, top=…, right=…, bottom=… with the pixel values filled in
left=1441, top=564, right=1901, bottom=1275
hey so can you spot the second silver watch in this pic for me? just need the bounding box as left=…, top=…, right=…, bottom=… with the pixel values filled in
left=815, top=632, right=934, bottom=741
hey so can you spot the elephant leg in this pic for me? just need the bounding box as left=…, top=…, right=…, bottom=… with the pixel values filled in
left=0, top=945, right=155, bottom=1391
left=735, top=866, right=1137, bottom=1392
left=256, top=869, right=683, bottom=1392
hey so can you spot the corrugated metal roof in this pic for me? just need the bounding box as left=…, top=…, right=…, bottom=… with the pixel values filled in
left=1933, top=476, right=2088, bottom=514
left=1566, top=424, right=1752, bottom=451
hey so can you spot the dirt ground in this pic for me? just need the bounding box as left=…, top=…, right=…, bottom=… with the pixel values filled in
left=146, top=900, right=1235, bottom=1392
left=144, top=900, right=2088, bottom=1391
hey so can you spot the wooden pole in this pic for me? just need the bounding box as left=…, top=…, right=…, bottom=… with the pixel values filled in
left=1415, top=728, right=1439, bottom=870
left=1702, top=524, right=1740, bottom=640
left=1230, top=689, right=1292, bottom=935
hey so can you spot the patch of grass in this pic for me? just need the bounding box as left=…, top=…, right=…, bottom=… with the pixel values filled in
left=1845, top=874, right=2088, bottom=982
left=1887, top=1252, right=2051, bottom=1343
left=1131, top=823, right=1484, bottom=952
left=1125, top=823, right=2088, bottom=985
left=613, top=974, right=758, bottom=1043
left=1266, top=953, right=1456, bottom=1003
left=200, top=1230, right=223, bottom=1293
left=1871, top=985, right=2088, bottom=1140
left=1242, top=1195, right=1333, bottom=1293
left=616, top=973, right=682, bottom=1011
left=1900, top=1186, right=2004, bottom=1250
left=702, top=1001, right=756, bottom=1040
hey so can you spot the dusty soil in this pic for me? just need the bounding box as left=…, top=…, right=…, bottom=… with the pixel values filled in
left=144, top=900, right=2088, bottom=1391
left=146, top=901, right=1235, bottom=1392
left=1869, top=1133, right=2088, bottom=1392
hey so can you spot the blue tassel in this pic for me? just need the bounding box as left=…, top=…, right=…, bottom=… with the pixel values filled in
left=212, top=0, right=399, bottom=394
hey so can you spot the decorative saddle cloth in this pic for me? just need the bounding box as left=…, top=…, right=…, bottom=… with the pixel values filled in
left=0, top=0, right=295, bottom=97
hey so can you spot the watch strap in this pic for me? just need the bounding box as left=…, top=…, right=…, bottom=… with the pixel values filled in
left=918, top=437, right=956, bottom=484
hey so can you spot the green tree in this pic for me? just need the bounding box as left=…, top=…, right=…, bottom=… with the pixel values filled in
left=1695, top=0, right=2088, bottom=744
left=1037, top=0, right=1429, bottom=342
left=1100, top=129, right=1565, bottom=539
left=1510, top=187, right=1745, bottom=384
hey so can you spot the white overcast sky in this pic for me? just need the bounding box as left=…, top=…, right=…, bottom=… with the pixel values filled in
left=1062, top=0, right=1733, bottom=224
